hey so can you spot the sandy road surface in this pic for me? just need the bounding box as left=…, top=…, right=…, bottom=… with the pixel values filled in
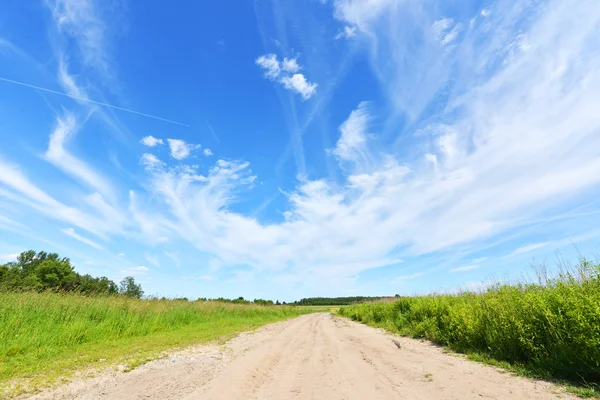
left=28, top=313, right=575, bottom=400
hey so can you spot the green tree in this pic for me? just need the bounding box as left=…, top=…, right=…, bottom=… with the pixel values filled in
left=119, top=276, right=144, bottom=298
left=0, top=250, right=122, bottom=295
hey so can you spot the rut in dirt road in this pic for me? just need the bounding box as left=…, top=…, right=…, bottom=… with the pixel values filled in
left=29, top=313, right=575, bottom=400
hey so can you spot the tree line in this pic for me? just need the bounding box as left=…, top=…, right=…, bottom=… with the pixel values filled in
left=0, top=250, right=144, bottom=298
left=197, top=296, right=282, bottom=306
left=292, top=296, right=395, bottom=306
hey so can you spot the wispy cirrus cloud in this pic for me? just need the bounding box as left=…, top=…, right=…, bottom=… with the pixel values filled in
left=61, top=227, right=105, bottom=250
left=0, top=160, right=119, bottom=240
left=507, top=242, right=551, bottom=257
left=46, top=0, right=113, bottom=78
left=450, top=265, right=479, bottom=272
left=46, top=112, right=114, bottom=199
left=432, top=18, right=461, bottom=46
left=145, top=254, right=160, bottom=268
left=332, top=102, right=371, bottom=167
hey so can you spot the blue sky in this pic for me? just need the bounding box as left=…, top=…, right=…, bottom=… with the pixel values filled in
left=1, top=0, right=599, bottom=301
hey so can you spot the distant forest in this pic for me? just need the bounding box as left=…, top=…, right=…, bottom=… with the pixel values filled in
left=292, top=296, right=396, bottom=306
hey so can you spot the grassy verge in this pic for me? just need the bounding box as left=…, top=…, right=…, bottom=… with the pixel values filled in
left=0, top=292, right=312, bottom=397
left=338, top=260, right=600, bottom=397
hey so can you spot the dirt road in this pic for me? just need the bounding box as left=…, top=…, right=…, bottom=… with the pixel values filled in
left=29, top=313, right=574, bottom=399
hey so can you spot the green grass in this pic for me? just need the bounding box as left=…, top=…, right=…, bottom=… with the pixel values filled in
left=338, top=260, right=600, bottom=397
left=0, top=292, right=313, bottom=397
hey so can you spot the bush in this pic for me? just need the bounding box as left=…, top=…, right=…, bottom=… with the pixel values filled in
left=0, top=250, right=140, bottom=297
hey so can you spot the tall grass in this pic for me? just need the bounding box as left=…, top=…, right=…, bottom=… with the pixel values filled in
left=339, top=260, right=600, bottom=389
left=0, top=292, right=311, bottom=395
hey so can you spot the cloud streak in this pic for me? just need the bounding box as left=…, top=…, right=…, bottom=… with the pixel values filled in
left=450, top=265, right=479, bottom=272
left=46, top=112, right=114, bottom=198
left=0, top=77, right=190, bottom=126
left=62, top=227, right=105, bottom=250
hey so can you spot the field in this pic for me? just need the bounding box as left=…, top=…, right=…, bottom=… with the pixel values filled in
left=338, top=260, right=600, bottom=396
left=0, top=292, right=312, bottom=396
left=2, top=261, right=599, bottom=399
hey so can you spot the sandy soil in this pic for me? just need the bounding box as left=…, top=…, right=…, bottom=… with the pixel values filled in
left=26, top=313, right=575, bottom=399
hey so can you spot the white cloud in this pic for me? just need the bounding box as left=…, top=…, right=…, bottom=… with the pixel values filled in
left=85, top=261, right=97, bottom=265
left=256, top=53, right=318, bottom=100
left=332, top=102, right=371, bottom=166
left=281, top=57, right=301, bottom=73
left=450, top=265, right=479, bottom=272
left=255, top=54, right=280, bottom=78
left=335, top=25, right=357, bottom=39
left=167, top=139, right=200, bottom=160
left=62, top=227, right=105, bottom=250
left=507, top=242, right=551, bottom=257
left=203, top=148, right=213, bottom=156
left=117, top=252, right=125, bottom=257
left=481, top=8, right=491, bottom=17
left=432, top=18, right=461, bottom=46
left=141, top=153, right=165, bottom=170
left=280, top=74, right=318, bottom=100
left=140, top=135, right=164, bottom=147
